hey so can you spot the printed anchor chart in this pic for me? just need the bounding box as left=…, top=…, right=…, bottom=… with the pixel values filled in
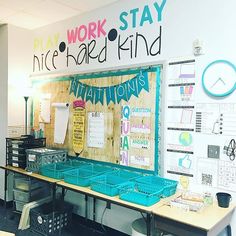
left=165, top=60, right=196, bottom=179
left=195, top=103, right=236, bottom=136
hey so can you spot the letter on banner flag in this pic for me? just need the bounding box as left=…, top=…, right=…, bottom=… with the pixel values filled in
left=86, top=86, right=95, bottom=103
left=95, top=87, right=104, bottom=105
left=77, top=82, right=87, bottom=100
left=126, top=77, right=138, bottom=100
left=116, top=83, right=128, bottom=103
left=106, top=86, right=116, bottom=105
left=137, top=71, right=149, bottom=93
left=69, top=78, right=79, bottom=96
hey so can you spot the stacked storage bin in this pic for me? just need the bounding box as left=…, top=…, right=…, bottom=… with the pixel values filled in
left=26, top=148, right=67, bottom=173
left=13, top=174, right=50, bottom=212
left=6, top=136, right=46, bottom=169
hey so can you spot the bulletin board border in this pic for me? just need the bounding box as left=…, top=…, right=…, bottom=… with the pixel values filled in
left=31, top=65, right=162, bottom=174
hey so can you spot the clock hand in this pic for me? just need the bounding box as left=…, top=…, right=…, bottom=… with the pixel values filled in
left=210, top=77, right=226, bottom=88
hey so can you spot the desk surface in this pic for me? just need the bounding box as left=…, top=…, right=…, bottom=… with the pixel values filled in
left=2, top=165, right=235, bottom=232
left=1, top=165, right=59, bottom=183
left=153, top=201, right=235, bottom=231
left=0, top=231, right=15, bottom=236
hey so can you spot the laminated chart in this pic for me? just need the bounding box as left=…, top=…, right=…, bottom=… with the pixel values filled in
left=165, top=60, right=196, bottom=182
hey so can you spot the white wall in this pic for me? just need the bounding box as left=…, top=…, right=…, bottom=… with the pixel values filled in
left=0, top=25, right=33, bottom=200
left=0, top=25, right=8, bottom=200
left=8, top=25, right=33, bottom=130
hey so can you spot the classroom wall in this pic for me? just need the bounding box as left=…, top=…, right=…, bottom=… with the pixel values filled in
left=29, top=0, right=236, bottom=235
left=8, top=25, right=33, bottom=133
left=0, top=25, right=8, bottom=200
left=0, top=25, right=33, bottom=200
left=2, top=0, right=235, bottom=235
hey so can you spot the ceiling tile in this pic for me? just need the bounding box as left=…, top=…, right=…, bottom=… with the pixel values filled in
left=25, top=0, right=80, bottom=22
left=0, top=0, right=44, bottom=11
left=5, top=12, right=48, bottom=29
left=55, top=0, right=118, bottom=11
left=0, top=5, right=17, bottom=19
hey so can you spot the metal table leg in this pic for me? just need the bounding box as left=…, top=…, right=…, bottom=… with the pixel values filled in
left=147, top=213, right=152, bottom=236
left=93, top=197, right=96, bottom=221
left=226, top=225, right=232, bottom=236
left=85, top=195, right=88, bottom=220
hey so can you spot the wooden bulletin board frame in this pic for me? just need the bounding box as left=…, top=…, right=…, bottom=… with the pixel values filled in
left=31, top=65, right=162, bottom=173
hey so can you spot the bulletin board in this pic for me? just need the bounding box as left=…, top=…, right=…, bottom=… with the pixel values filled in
left=32, top=66, right=161, bottom=171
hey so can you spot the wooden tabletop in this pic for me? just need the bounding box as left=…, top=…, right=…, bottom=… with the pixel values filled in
left=153, top=201, right=236, bottom=231
left=1, top=165, right=59, bottom=183
left=2, top=165, right=235, bottom=231
left=0, top=231, right=15, bottom=236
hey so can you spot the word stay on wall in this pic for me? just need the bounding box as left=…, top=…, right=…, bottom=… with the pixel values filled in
left=32, top=0, right=167, bottom=73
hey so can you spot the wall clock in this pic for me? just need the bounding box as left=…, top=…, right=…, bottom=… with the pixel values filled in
left=202, top=60, right=236, bottom=97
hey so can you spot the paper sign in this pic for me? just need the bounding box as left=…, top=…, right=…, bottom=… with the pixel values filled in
left=120, top=150, right=129, bottom=166
left=130, top=155, right=150, bottom=166
left=72, top=108, right=85, bottom=154
left=39, top=94, right=51, bottom=123
left=131, top=124, right=151, bottom=134
left=52, top=103, right=69, bottom=144
left=130, top=138, right=150, bottom=149
left=131, top=107, right=151, bottom=117
left=87, top=112, right=105, bottom=148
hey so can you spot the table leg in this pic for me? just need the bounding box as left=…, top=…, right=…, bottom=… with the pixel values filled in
left=93, top=197, right=96, bottom=221
left=52, top=183, right=57, bottom=234
left=226, top=225, right=232, bottom=236
left=147, top=213, right=152, bottom=236
left=85, top=195, right=88, bottom=220
left=61, top=187, right=65, bottom=202
left=3, top=169, right=8, bottom=222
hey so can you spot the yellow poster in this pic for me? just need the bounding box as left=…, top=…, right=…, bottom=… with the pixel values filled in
left=72, top=108, right=85, bottom=154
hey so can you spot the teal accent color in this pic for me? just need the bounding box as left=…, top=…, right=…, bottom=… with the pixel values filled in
left=127, top=77, right=139, bottom=99
left=116, top=82, right=128, bottom=103
left=85, top=86, right=95, bottom=103
left=140, top=5, right=153, bottom=27
left=154, top=67, right=161, bottom=174
left=202, top=60, right=236, bottom=97
left=32, top=67, right=158, bottom=85
left=154, top=0, right=167, bottom=22
left=69, top=77, right=79, bottom=96
left=68, top=156, right=154, bottom=175
left=106, top=86, right=116, bottom=104
left=77, top=82, right=87, bottom=99
left=119, top=11, right=128, bottom=31
left=95, top=87, right=104, bottom=105
left=137, top=71, right=149, bottom=93
left=130, top=8, right=139, bottom=28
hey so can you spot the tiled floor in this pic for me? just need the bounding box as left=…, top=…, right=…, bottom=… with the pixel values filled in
left=0, top=205, right=127, bottom=236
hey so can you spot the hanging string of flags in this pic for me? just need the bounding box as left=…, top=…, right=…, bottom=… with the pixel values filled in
left=69, top=71, right=149, bottom=105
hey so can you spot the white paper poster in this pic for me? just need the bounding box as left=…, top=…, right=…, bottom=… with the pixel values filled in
left=130, top=155, right=150, bottom=166
left=39, top=94, right=51, bottom=123
left=87, top=112, right=105, bottom=148
left=52, top=103, right=70, bottom=144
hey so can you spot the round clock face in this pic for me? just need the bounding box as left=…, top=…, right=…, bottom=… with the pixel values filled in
left=202, top=60, right=236, bottom=97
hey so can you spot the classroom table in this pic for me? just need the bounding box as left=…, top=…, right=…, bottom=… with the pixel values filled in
left=152, top=201, right=235, bottom=236
left=56, top=180, right=163, bottom=236
left=1, top=165, right=235, bottom=236
left=0, top=165, right=59, bottom=214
